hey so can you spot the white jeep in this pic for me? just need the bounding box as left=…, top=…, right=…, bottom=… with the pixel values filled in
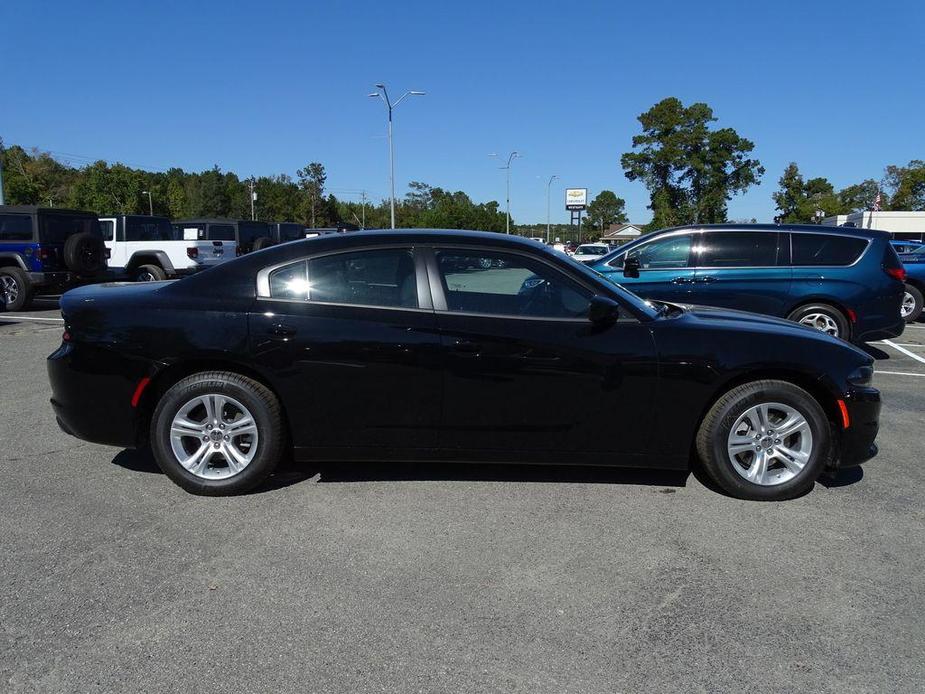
left=99, top=215, right=237, bottom=281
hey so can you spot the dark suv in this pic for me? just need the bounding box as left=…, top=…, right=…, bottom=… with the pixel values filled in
left=0, top=206, right=108, bottom=311
left=590, top=224, right=906, bottom=342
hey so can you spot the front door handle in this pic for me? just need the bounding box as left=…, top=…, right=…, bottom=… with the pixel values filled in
left=670, top=276, right=693, bottom=284
left=268, top=323, right=297, bottom=340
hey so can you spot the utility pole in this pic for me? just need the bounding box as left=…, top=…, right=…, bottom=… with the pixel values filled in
left=369, top=84, right=426, bottom=229
left=360, top=191, right=367, bottom=229
left=249, top=179, right=256, bottom=221
left=0, top=137, right=5, bottom=205
left=546, top=175, right=559, bottom=243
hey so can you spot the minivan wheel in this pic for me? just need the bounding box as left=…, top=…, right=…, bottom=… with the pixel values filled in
left=150, top=371, right=284, bottom=495
left=787, top=304, right=849, bottom=339
left=134, top=264, right=167, bottom=282
left=901, top=284, right=923, bottom=322
left=696, top=380, right=831, bottom=501
left=0, top=267, right=33, bottom=312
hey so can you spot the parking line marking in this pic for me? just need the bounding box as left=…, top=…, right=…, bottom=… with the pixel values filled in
left=882, top=339, right=925, bottom=365
left=873, top=342, right=925, bottom=348
left=0, top=315, right=64, bottom=322
left=875, top=370, right=925, bottom=377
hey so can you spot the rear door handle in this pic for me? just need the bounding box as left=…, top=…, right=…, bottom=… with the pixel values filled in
left=670, top=276, right=693, bottom=284
left=268, top=323, right=297, bottom=339
left=694, top=276, right=717, bottom=284
left=452, top=340, right=481, bottom=355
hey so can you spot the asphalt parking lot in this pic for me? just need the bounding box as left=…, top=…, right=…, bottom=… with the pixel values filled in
left=2, top=301, right=924, bottom=694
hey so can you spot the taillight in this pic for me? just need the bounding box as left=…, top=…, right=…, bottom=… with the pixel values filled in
left=236, top=246, right=243, bottom=257
left=885, top=266, right=906, bottom=281
left=62, top=330, right=72, bottom=342
left=187, top=247, right=199, bottom=259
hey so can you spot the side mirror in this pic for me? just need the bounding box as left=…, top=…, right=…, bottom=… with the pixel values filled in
left=623, top=256, right=640, bottom=278
left=588, top=295, right=620, bottom=326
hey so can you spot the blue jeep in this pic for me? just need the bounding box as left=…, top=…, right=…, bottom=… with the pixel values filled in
left=0, top=206, right=108, bottom=311
left=590, top=224, right=906, bottom=343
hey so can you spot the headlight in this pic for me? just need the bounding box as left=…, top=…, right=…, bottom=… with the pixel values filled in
left=847, top=366, right=874, bottom=387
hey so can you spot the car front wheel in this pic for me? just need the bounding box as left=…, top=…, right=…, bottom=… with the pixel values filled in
left=150, top=371, right=284, bottom=495
left=0, top=267, right=33, bottom=312
left=696, top=380, right=831, bottom=501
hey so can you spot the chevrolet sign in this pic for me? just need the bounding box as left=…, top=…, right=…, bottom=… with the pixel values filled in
left=565, top=188, right=587, bottom=210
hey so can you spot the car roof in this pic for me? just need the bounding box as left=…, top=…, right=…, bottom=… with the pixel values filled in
left=655, top=223, right=890, bottom=240
left=173, top=218, right=269, bottom=225
left=0, top=205, right=96, bottom=217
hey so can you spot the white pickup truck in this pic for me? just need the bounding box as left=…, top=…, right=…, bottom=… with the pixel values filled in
left=98, top=215, right=237, bottom=281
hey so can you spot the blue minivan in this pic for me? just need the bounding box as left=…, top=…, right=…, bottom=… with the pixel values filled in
left=590, top=224, right=905, bottom=342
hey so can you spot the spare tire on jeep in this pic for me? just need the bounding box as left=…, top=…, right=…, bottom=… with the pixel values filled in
left=63, top=232, right=106, bottom=275
left=252, top=237, right=274, bottom=251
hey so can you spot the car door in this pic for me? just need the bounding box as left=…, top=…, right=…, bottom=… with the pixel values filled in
left=596, top=232, right=696, bottom=303
left=426, top=246, right=657, bottom=460
left=691, top=230, right=791, bottom=316
left=248, top=245, right=442, bottom=452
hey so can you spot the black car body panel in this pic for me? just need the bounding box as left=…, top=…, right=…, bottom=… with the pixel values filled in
left=48, top=230, right=880, bottom=472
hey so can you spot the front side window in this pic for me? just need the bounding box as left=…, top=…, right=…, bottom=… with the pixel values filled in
left=611, top=234, right=692, bottom=270
left=0, top=214, right=33, bottom=241
left=435, top=249, right=591, bottom=318
left=791, top=233, right=868, bottom=266
left=697, top=232, right=780, bottom=267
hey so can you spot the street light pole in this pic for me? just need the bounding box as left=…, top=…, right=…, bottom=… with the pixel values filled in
left=491, top=151, right=520, bottom=234
left=546, top=175, right=559, bottom=243
left=369, top=84, right=425, bottom=229
left=141, top=190, right=153, bottom=216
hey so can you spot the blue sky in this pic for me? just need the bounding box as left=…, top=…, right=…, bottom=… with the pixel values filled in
left=2, top=0, right=923, bottom=224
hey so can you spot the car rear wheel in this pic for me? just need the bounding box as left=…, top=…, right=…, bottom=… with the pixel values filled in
left=901, top=284, right=923, bottom=322
left=696, top=380, right=831, bottom=501
left=787, top=303, right=849, bottom=339
left=0, top=267, right=33, bottom=312
left=150, top=371, right=284, bottom=495
left=134, top=264, right=167, bottom=282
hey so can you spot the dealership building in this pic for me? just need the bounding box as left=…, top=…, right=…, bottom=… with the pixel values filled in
left=822, top=211, right=925, bottom=242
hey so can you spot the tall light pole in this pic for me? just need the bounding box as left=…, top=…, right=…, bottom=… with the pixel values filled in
left=545, top=175, right=559, bottom=243
left=490, top=151, right=520, bottom=234
left=141, top=190, right=153, bottom=216
left=369, top=84, right=426, bottom=229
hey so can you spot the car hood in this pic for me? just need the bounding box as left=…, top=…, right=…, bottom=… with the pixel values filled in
left=670, top=302, right=872, bottom=358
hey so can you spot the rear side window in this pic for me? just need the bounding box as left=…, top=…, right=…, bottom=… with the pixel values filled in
left=698, top=232, right=780, bottom=267
left=269, top=261, right=309, bottom=300
left=791, top=234, right=868, bottom=266
left=0, top=214, right=33, bottom=241
left=207, top=225, right=236, bottom=241
left=278, top=224, right=303, bottom=242
left=99, top=220, right=114, bottom=241
left=308, top=249, right=417, bottom=308
left=125, top=218, right=175, bottom=241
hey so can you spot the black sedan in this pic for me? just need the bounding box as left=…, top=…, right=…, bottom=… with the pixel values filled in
left=47, top=230, right=881, bottom=500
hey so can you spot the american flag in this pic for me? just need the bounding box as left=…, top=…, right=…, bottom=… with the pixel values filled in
left=873, top=190, right=882, bottom=211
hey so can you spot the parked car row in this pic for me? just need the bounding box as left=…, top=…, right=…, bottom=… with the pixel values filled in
left=0, top=205, right=359, bottom=311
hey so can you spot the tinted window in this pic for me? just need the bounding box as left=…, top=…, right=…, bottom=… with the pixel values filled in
left=98, top=220, right=114, bottom=241
left=269, top=261, right=309, bottom=300
left=435, top=249, right=591, bottom=318
left=0, top=214, right=33, bottom=241
left=308, top=249, right=417, bottom=308
left=38, top=215, right=101, bottom=243
left=125, top=218, right=175, bottom=242
left=698, top=232, right=780, bottom=267
left=791, top=234, right=868, bottom=266
left=278, top=224, right=304, bottom=243
left=612, top=234, right=692, bottom=269
left=207, top=225, right=236, bottom=241
left=576, top=245, right=608, bottom=255
left=238, top=223, right=269, bottom=246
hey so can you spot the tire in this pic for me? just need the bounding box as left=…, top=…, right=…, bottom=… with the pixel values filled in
left=134, top=264, right=167, bottom=282
left=787, top=303, right=849, bottom=339
left=252, top=237, right=274, bottom=251
left=901, top=284, right=924, bottom=323
left=696, top=379, right=832, bottom=501
left=150, top=371, right=284, bottom=495
left=63, top=232, right=106, bottom=275
left=0, top=267, right=34, bottom=312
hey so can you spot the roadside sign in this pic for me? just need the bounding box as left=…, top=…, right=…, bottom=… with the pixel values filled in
left=566, top=188, right=587, bottom=210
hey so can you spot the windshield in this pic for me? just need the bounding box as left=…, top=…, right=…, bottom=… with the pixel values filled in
left=577, top=245, right=608, bottom=255
left=38, top=214, right=102, bottom=243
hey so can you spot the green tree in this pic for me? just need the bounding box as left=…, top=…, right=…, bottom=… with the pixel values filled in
left=838, top=179, right=882, bottom=214
left=297, top=162, right=327, bottom=227
left=885, top=160, right=925, bottom=210
left=621, top=97, right=763, bottom=228
left=584, top=190, right=627, bottom=235
left=772, top=163, right=844, bottom=223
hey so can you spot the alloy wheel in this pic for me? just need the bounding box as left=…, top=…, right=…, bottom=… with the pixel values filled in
left=0, top=276, right=18, bottom=306
left=137, top=271, right=157, bottom=282
left=169, top=393, right=259, bottom=480
left=901, top=291, right=916, bottom=319
left=798, top=312, right=840, bottom=337
left=726, top=402, right=813, bottom=486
